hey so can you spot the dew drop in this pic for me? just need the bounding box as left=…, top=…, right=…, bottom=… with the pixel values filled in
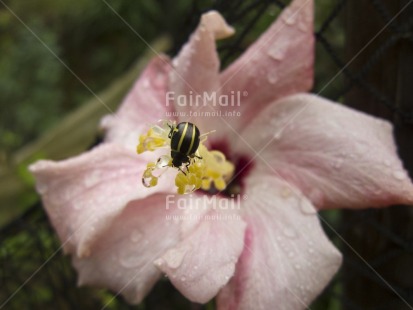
left=392, top=170, right=406, bottom=180
left=142, top=79, right=151, bottom=89
left=164, top=247, right=188, bottom=269
left=283, top=227, right=298, bottom=238
left=288, top=251, right=294, bottom=258
left=130, top=229, right=143, bottom=243
left=267, top=46, right=286, bottom=61
left=172, top=58, right=179, bottom=67
left=267, top=71, right=279, bottom=84
left=142, top=176, right=153, bottom=188
left=280, top=187, right=292, bottom=198
left=120, top=253, right=141, bottom=268
left=156, top=155, right=171, bottom=168
left=294, top=263, right=301, bottom=270
left=154, top=258, right=164, bottom=267
left=73, top=203, right=82, bottom=210
left=333, top=158, right=343, bottom=169
left=273, top=131, right=282, bottom=140
left=383, top=159, right=391, bottom=167
left=84, top=171, right=101, bottom=187
left=181, top=276, right=186, bottom=282
left=282, top=9, right=297, bottom=25
left=36, top=183, right=49, bottom=194
left=299, top=197, right=317, bottom=215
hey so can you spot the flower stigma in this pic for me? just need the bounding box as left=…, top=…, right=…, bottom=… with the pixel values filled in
left=137, top=120, right=234, bottom=195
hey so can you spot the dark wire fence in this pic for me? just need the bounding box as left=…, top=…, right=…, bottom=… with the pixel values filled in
left=1, top=0, right=412, bottom=309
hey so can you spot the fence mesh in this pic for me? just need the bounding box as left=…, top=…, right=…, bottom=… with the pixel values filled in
left=1, top=0, right=412, bottom=309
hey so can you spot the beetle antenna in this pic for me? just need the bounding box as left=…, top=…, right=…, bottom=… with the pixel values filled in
left=200, top=130, right=216, bottom=143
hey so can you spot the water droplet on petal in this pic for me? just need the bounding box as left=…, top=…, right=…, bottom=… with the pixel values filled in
left=130, top=229, right=143, bottom=243
left=300, top=197, right=317, bottom=215
left=142, top=79, right=151, bottom=89
left=36, top=182, right=49, bottom=194
left=120, top=252, right=141, bottom=268
left=294, top=263, right=301, bottom=270
left=267, top=71, right=279, bottom=84
left=164, top=247, right=188, bottom=269
left=273, top=131, right=282, bottom=140
left=267, top=46, right=286, bottom=61
left=282, top=9, right=297, bottom=25
left=172, top=58, right=179, bottom=67
left=333, top=158, right=343, bottom=169
left=280, top=187, right=292, bottom=198
left=392, top=170, right=406, bottom=180
left=181, top=276, right=186, bottom=282
left=283, top=227, right=298, bottom=238
left=383, top=159, right=391, bottom=167
left=154, top=258, right=164, bottom=267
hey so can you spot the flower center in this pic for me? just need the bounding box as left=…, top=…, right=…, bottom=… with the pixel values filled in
left=206, top=140, right=254, bottom=198
left=137, top=121, right=236, bottom=195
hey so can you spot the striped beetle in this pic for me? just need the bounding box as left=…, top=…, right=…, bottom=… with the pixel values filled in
left=168, top=122, right=201, bottom=170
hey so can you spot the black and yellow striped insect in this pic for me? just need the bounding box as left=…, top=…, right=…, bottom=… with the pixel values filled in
left=168, top=122, right=201, bottom=170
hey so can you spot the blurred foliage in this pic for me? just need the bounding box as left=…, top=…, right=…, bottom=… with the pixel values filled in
left=0, top=0, right=188, bottom=155
left=0, top=0, right=346, bottom=309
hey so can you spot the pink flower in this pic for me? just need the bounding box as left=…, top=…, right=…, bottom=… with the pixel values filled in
left=30, top=0, right=413, bottom=308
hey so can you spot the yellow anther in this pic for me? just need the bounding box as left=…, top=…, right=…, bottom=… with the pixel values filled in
left=137, top=123, right=171, bottom=154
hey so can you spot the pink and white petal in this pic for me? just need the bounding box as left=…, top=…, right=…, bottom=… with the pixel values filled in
left=73, top=194, right=182, bottom=304
left=155, top=196, right=246, bottom=303
left=29, top=143, right=176, bottom=257
left=169, top=11, right=234, bottom=132
left=101, top=55, right=174, bottom=150
left=218, top=0, right=314, bottom=128
left=217, top=175, right=342, bottom=310
left=235, top=93, right=413, bottom=210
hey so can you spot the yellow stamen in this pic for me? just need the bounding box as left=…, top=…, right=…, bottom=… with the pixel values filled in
left=137, top=121, right=235, bottom=194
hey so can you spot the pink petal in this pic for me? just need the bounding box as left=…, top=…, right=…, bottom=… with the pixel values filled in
left=29, top=143, right=175, bottom=257
left=155, top=197, right=246, bottom=303
left=235, top=93, right=413, bottom=210
left=101, top=55, right=173, bottom=150
left=169, top=11, right=234, bottom=132
left=217, top=175, right=342, bottom=310
left=73, top=194, right=181, bottom=304
left=219, top=0, right=314, bottom=128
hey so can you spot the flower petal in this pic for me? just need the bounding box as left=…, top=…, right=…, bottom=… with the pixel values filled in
left=169, top=11, right=234, bottom=131
left=73, top=194, right=181, bottom=304
left=217, top=175, right=342, bottom=310
left=29, top=143, right=175, bottom=257
left=101, top=55, right=173, bottom=150
left=219, top=0, right=314, bottom=128
left=236, top=93, right=413, bottom=210
left=155, top=196, right=246, bottom=303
